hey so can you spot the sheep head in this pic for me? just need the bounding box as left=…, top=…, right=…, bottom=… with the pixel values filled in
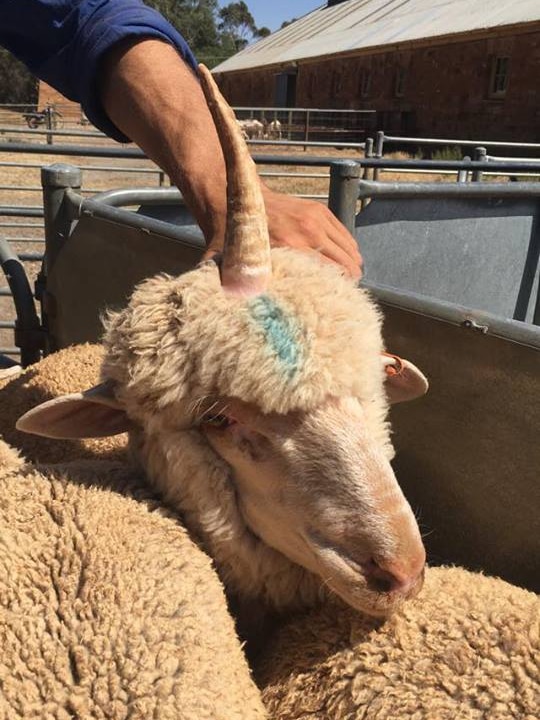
left=17, top=66, right=428, bottom=618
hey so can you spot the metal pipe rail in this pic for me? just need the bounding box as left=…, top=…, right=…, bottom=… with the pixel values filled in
left=4, top=141, right=540, bottom=174
left=0, top=126, right=104, bottom=139
left=0, top=160, right=163, bottom=174
left=380, top=134, right=540, bottom=151
left=0, top=238, right=42, bottom=365
left=356, top=181, right=540, bottom=199
left=0, top=207, right=44, bottom=217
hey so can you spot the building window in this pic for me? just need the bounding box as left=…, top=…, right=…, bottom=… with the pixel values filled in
left=308, top=72, right=316, bottom=98
left=394, top=66, right=406, bottom=97
left=331, top=70, right=343, bottom=97
left=490, top=56, right=510, bottom=97
left=359, top=69, right=371, bottom=98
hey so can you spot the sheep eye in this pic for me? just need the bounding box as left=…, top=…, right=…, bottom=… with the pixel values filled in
left=203, top=414, right=232, bottom=429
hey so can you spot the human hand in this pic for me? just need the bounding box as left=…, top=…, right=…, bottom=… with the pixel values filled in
left=204, top=187, right=363, bottom=279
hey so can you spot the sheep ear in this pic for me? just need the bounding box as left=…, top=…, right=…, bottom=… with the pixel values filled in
left=382, top=354, right=429, bottom=404
left=16, top=381, right=132, bottom=439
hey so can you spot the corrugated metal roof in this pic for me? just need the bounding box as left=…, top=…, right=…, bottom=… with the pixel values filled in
left=213, top=0, right=540, bottom=73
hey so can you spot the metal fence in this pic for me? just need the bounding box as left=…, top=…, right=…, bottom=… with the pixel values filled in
left=2, top=127, right=540, bottom=358
left=0, top=102, right=374, bottom=150
left=234, top=107, right=376, bottom=145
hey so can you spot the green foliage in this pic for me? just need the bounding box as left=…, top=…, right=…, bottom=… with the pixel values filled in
left=280, top=18, right=298, bottom=29
left=218, top=1, right=257, bottom=51
left=0, top=48, right=37, bottom=105
left=256, top=26, right=271, bottom=39
left=145, top=0, right=270, bottom=67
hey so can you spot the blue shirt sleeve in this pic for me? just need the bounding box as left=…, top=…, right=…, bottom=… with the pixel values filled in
left=0, top=0, right=199, bottom=141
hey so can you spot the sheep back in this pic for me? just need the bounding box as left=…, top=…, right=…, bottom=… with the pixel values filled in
left=256, top=566, right=539, bottom=720
left=0, top=343, right=127, bottom=463
left=0, top=445, right=266, bottom=719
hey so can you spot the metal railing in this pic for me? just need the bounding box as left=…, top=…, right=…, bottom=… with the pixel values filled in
left=2, top=128, right=540, bottom=358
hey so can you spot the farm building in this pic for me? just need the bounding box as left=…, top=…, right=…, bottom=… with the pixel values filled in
left=213, top=0, right=540, bottom=142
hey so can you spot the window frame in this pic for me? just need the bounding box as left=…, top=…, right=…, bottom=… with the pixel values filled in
left=489, top=56, right=510, bottom=98
left=394, top=66, right=406, bottom=98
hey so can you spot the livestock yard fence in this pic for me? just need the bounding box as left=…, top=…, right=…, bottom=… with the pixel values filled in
left=1, top=105, right=540, bottom=359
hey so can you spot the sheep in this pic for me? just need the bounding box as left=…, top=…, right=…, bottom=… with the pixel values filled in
left=0, top=438, right=267, bottom=719
left=266, top=119, right=282, bottom=140
left=256, top=565, right=540, bottom=720
left=16, top=65, right=430, bottom=642
left=0, top=343, right=126, bottom=464
left=237, top=118, right=265, bottom=140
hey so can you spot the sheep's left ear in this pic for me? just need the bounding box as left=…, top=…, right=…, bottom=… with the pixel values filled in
left=382, top=354, right=429, bottom=404
left=16, top=381, right=133, bottom=439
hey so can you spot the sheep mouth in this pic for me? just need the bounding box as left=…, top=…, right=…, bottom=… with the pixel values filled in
left=306, top=534, right=406, bottom=615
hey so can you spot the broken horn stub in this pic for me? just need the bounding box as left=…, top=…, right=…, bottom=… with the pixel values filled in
left=198, top=64, right=271, bottom=297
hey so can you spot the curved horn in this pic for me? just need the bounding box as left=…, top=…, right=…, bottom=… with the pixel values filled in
left=199, top=64, right=271, bottom=296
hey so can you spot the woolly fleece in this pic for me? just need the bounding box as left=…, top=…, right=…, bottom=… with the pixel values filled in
left=0, top=440, right=266, bottom=720
left=256, top=566, right=539, bottom=720
left=0, top=344, right=127, bottom=463
left=102, top=248, right=392, bottom=456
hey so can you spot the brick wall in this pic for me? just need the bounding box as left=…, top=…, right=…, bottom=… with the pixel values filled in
left=217, top=27, right=540, bottom=142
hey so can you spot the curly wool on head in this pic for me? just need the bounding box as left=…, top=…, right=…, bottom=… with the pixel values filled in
left=256, top=565, right=540, bottom=720
left=101, top=248, right=392, bottom=455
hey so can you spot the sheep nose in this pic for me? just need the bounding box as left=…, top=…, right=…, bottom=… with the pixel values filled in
left=363, top=555, right=425, bottom=596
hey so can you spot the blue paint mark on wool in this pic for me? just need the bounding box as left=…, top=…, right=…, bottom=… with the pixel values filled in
left=248, top=296, right=303, bottom=378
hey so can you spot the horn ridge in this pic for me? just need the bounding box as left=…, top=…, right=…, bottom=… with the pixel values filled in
left=198, top=64, right=271, bottom=296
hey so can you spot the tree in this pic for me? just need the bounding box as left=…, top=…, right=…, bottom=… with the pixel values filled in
left=218, top=1, right=258, bottom=51
left=0, top=48, right=37, bottom=105
left=280, top=18, right=298, bottom=29
left=256, top=26, right=271, bottom=39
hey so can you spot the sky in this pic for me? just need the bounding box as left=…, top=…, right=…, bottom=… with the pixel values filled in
left=218, top=1, right=323, bottom=33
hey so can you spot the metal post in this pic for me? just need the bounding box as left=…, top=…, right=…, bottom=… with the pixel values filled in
left=471, top=147, right=487, bottom=182
left=304, top=110, right=310, bottom=151
left=361, top=138, right=374, bottom=209
left=0, top=239, right=43, bottom=365
left=328, top=160, right=362, bottom=234
left=364, top=137, right=374, bottom=160
left=457, top=155, right=471, bottom=183
left=373, top=130, right=384, bottom=181
left=288, top=110, right=293, bottom=141
left=41, top=164, right=82, bottom=353
left=45, top=105, right=53, bottom=145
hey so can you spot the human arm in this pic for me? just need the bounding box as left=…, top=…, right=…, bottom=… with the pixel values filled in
left=0, top=0, right=362, bottom=276
left=99, top=38, right=362, bottom=276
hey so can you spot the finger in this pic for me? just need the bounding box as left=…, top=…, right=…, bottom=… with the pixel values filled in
left=322, top=226, right=363, bottom=275
left=323, top=210, right=362, bottom=258
left=315, top=238, right=362, bottom=279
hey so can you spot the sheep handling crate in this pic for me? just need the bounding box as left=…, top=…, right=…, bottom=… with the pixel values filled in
left=2, top=162, right=539, bottom=595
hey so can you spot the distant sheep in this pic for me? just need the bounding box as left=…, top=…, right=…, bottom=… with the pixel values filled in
left=237, top=118, right=264, bottom=140
left=0, top=438, right=267, bottom=719
left=256, top=566, right=539, bottom=720
left=266, top=119, right=282, bottom=140
left=18, top=66, right=429, bottom=641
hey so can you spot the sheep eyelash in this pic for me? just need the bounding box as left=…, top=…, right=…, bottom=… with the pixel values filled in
left=192, top=399, right=235, bottom=429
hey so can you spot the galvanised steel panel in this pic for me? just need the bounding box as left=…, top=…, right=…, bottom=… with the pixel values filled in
left=356, top=196, right=540, bottom=322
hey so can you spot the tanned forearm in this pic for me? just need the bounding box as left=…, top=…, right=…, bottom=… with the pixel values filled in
left=99, top=38, right=362, bottom=276
left=100, top=38, right=227, bottom=244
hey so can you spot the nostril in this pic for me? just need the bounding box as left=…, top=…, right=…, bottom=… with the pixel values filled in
left=362, top=558, right=424, bottom=595
left=362, top=558, right=402, bottom=593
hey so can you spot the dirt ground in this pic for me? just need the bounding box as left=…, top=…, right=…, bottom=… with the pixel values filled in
left=0, top=123, right=454, bottom=357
